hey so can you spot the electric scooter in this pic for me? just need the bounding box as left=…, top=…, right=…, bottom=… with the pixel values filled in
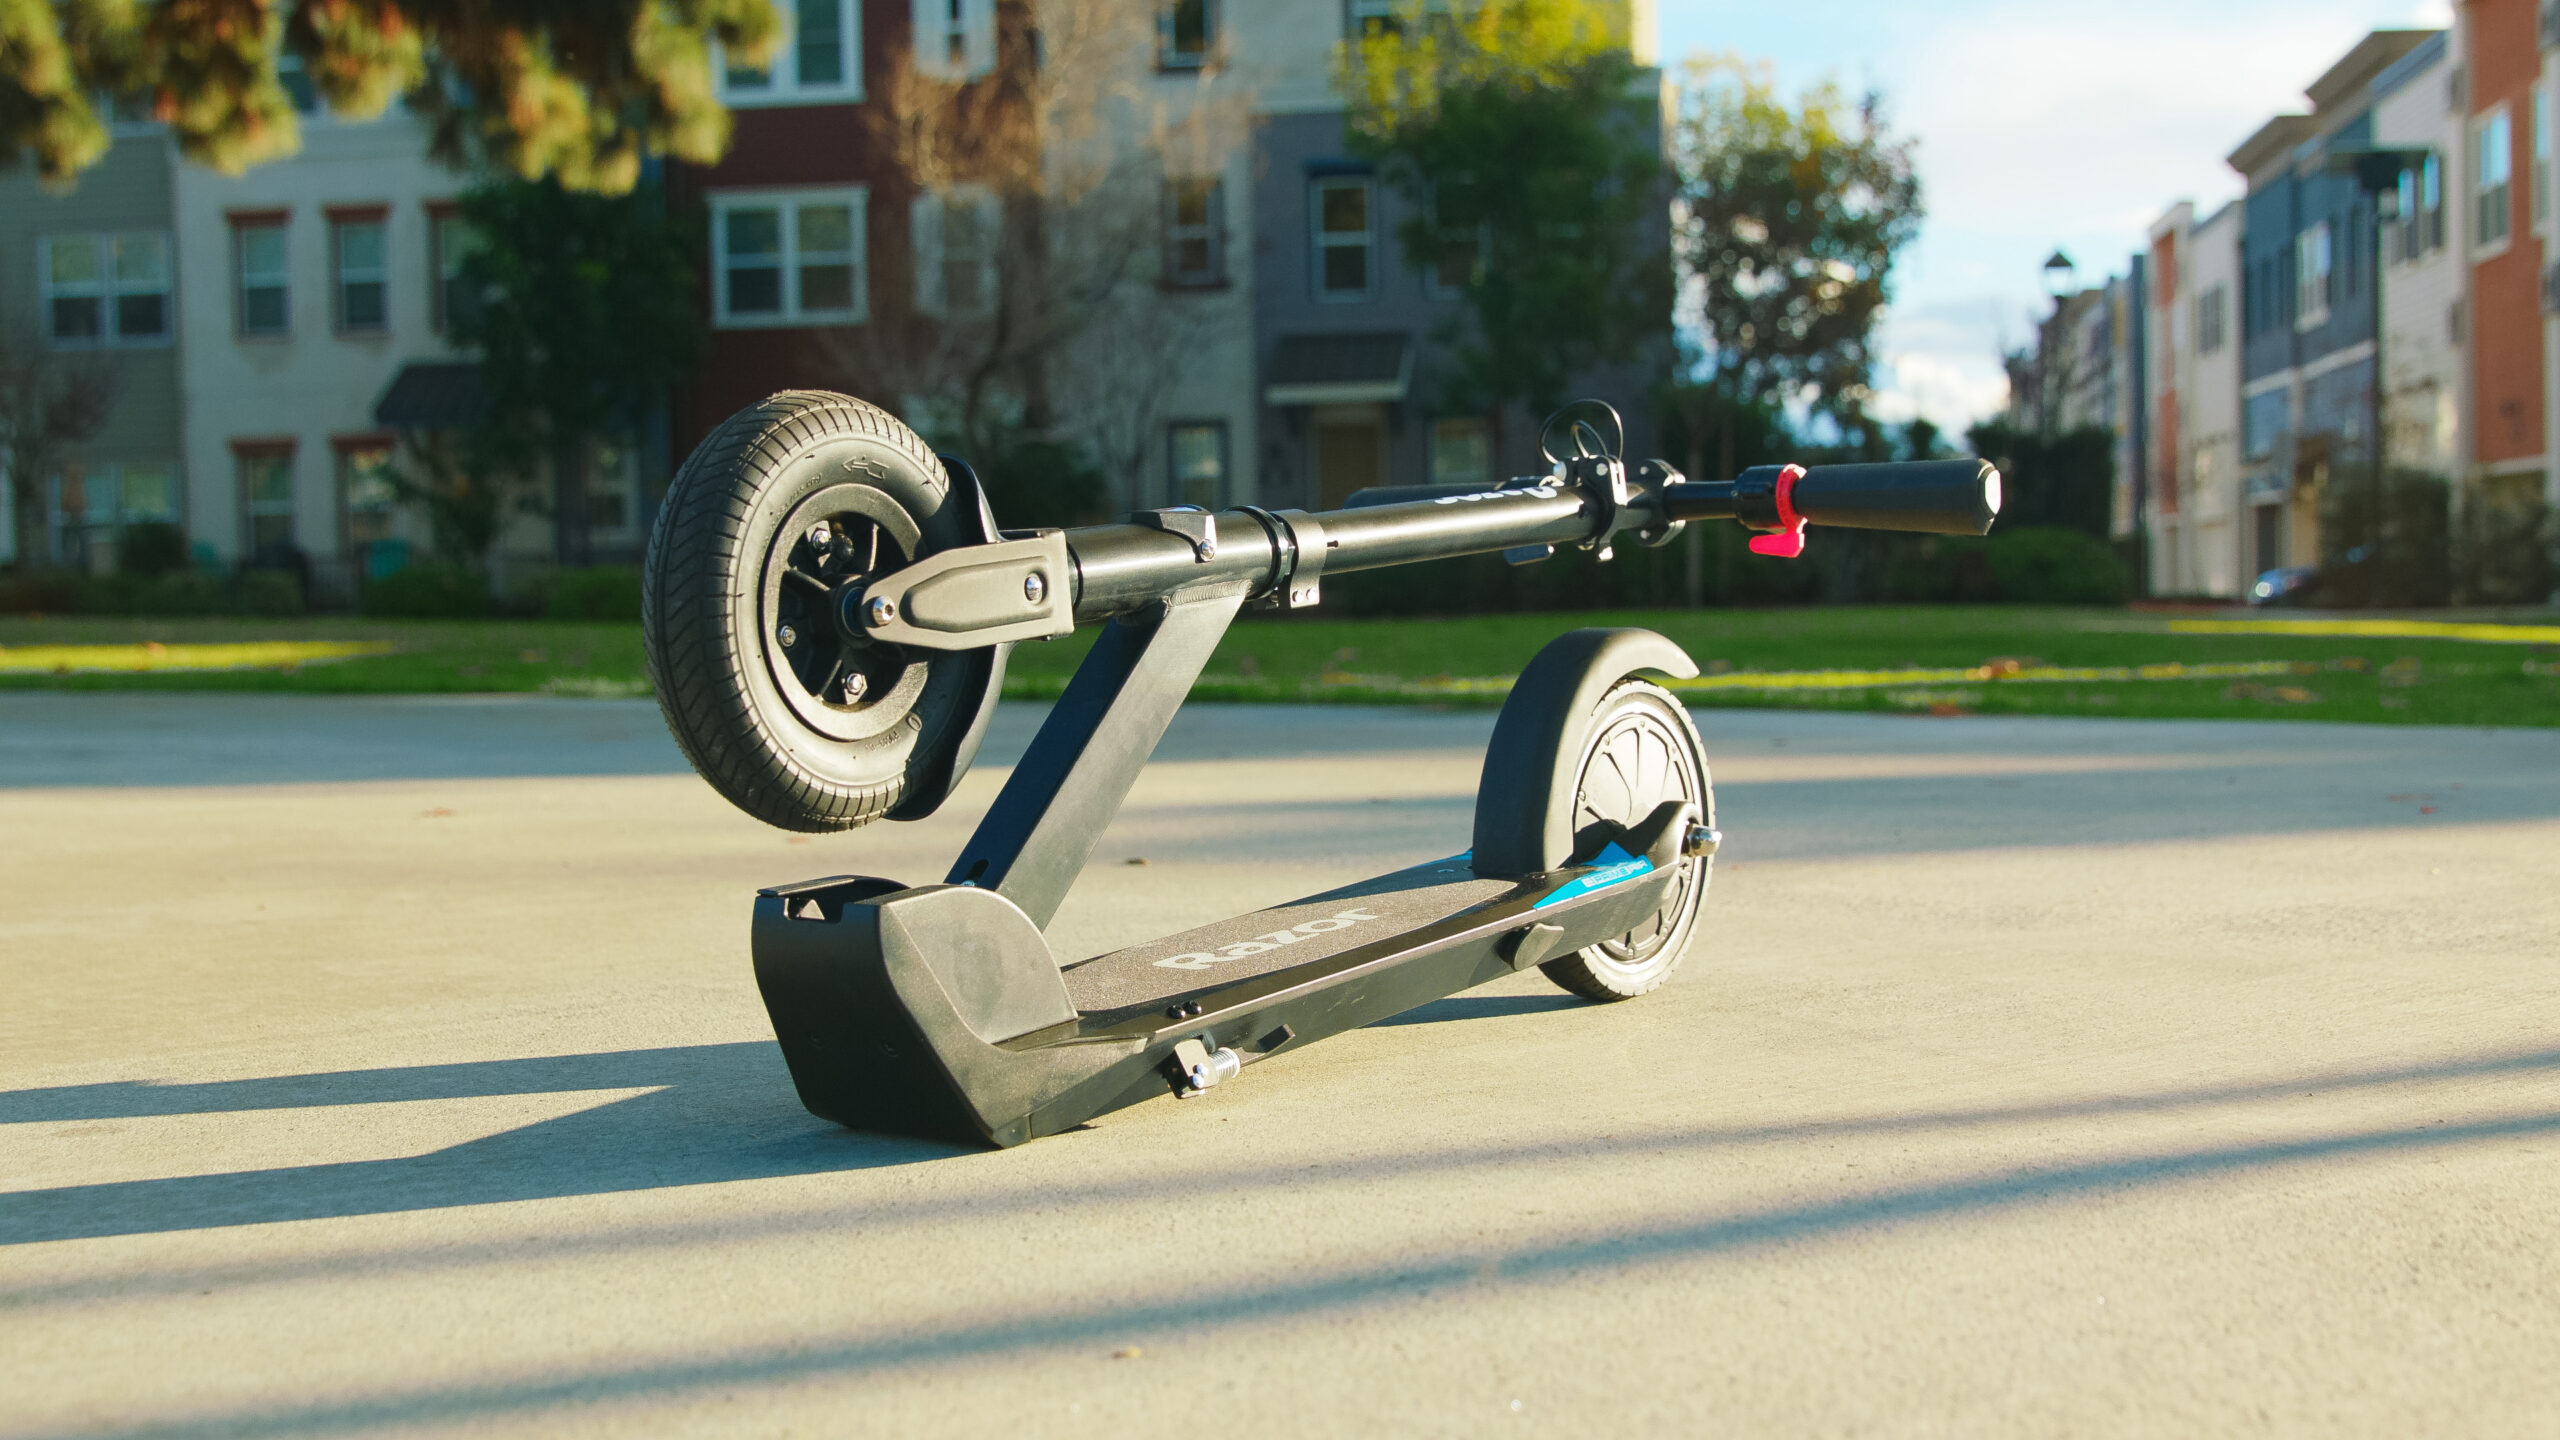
left=641, top=393, right=1998, bottom=1147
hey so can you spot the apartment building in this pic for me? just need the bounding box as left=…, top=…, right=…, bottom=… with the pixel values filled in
left=2371, top=29, right=2467, bottom=487
left=0, top=121, right=184, bottom=570
left=2467, top=0, right=2548, bottom=521
left=2146, top=200, right=2242, bottom=596
left=1239, top=0, right=1667, bottom=508
left=665, top=0, right=1260, bottom=514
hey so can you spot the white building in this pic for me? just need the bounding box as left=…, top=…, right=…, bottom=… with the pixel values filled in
left=2371, top=28, right=2467, bottom=485
left=2147, top=199, right=2244, bottom=595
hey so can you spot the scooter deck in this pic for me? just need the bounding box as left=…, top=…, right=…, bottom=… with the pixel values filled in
left=1059, top=854, right=1510, bottom=1018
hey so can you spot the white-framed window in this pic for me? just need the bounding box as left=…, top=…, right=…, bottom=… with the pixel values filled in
left=1163, top=176, right=1224, bottom=287
left=911, top=184, right=999, bottom=318
left=429, top=207, right=483, bottom=335
left=722, top=0, right=863, bottom=104
left=1430, top=417, right=1491, bottom=485
left=1312, top=176, right=1375, bottom=302
left=40, top=233, right=171, bottom=346
left=2194, top=282, right=2227, bottom=355
left=1159, top=0, right=1215, bottom=69
left=236, top=445, right=298, bottom=556
left=235, top=217, right=290, bottom=337
left=2536, top=85, right=2552, bottom=231
left=711, top=187, right=869, bottom=327
left=2294, top=222, right=2331, bottom=332
left=912, top=0, right=994, bottom=80
left=1167, top=421, right=1227, bottom=508
left=2474, top=107, right=2512, bottom=252
left=331, top=212, right=388, bottom=333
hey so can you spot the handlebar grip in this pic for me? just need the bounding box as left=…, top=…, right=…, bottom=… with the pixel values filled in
left=1790, top=459, right=2002, bottom=536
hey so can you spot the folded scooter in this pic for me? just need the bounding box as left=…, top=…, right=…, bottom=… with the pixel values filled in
left=641, top=394, right=1999, bottom=1146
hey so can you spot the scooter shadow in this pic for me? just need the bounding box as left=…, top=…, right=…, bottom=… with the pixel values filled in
left=0, top=1042, right=965, bottom=1247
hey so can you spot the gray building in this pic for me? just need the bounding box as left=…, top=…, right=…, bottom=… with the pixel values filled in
left=1243, top=14, right=1666, bottom=511
left=1, top=125, right=185, bottom=570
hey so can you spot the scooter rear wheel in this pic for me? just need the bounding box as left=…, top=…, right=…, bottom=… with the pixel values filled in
left=643, top=391, right=983, bottom=832
left=1540, top=680, right=1714, bottom=1001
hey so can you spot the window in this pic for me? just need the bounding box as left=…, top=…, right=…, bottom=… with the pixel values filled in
left=1160, top=0, right=1214, bottom=68
left=338, top=441, right=398, bottom=552
left=2294, top=222, right=2331, bottom=332
left=2194, top=282, right=2227, bottom=355
left=2243, top=389, right=2288, bottom=463
left=723, top=0, right=863, bottom=102
left=1430, top=417, right=1491, bottom=486
left=235, top=217, right=289, bottom=336
left=1429, top=220, right=1486, bottom=296
left=430, top=208, right=483, bottom=335
left=40, top=234, right=170, bottom=346
left=912, top=186, right=998, bottom=317
left=911, top=0, right=993, bottom=81
left=2475, top=108, right=2512, bottom=250
left=1346, top=0, right=1400, bottom=39
left=276, top=53, right=319, bottom=113
left=2537, top=86, right=2551, bottom=229
left=331, top=212, right=387, bottom=333
left=48, top=462, right=178, bottom=558
left=712, top=188, right=868, bottom=326
left=237, top=446, right=298, bottom=557
left=1312, top=176, right=1375, bottom=301
left=1163, top=177, right=1224, bottom=286
left=1167, top=422, right=1227, bottom=508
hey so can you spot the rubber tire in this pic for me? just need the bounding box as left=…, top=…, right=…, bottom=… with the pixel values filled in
left=643, top=391, right=973, bottom=832
left=1539, top=680, right=1714, bottom=1002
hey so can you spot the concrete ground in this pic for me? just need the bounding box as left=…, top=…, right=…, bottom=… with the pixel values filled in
left=3, top=692, right=2556, bottom=1438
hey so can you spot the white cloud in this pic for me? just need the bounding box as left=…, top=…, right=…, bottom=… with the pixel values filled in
left=1679, top=0, right=2456, bottom=432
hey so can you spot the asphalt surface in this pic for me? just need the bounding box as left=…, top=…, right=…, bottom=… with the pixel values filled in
left=4, top=692, right=2556, bottom=1437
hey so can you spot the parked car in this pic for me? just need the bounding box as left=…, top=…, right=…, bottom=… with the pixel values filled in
left=2248, top=565, right=2321, bottom=605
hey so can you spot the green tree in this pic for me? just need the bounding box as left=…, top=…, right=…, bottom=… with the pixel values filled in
left=1671, top=56, right=1921, bottom=470
left=1341, top=0, right=1669, bottom=449
left=1963, top=419, right=2113, bottom=539
left=452, top=177, right=700, bottom=565
left=2, top=0, right=778, bottom=192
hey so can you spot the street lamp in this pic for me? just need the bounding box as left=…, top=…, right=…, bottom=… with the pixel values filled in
left=2040, top=249, right=2077, bottom=301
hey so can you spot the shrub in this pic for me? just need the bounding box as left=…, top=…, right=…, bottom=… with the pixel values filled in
left=1984, top=525, right=2126, bottom=604
left=361, top=564, right=491, bottom=618
left=118, top=522, right=189, bottom=578
left=543, top=565, right=642, bottom=621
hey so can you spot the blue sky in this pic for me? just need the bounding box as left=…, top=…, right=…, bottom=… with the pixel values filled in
left=1657, top=0, right=2456, bottom=433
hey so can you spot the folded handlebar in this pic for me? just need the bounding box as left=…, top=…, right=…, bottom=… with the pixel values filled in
left=850, top=450, right=2003, bottom=650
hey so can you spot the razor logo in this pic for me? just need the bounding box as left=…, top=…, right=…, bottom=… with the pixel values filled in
left=1434, top=483, right=1559, bottom=504
left=1152, top=907, right=1383, bottom=971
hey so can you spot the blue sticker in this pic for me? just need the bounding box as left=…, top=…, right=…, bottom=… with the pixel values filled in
left=1532, top=842, right=1653, bottom=909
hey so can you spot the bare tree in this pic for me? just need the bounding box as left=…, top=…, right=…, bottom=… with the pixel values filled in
left=829, top=0, right=1252, bottom=472
left=0, top=315, right=119, bottom=566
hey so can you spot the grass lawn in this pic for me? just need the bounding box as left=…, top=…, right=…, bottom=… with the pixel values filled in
left=6, top=606, right=2558, bottom=727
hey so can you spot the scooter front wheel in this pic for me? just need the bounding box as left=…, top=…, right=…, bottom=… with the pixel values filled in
left=1539, top=679, right=1714, bottom=1001
left=642, top=391, right=986, bottom=832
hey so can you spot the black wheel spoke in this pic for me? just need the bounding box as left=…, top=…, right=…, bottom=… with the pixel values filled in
left=781, top=566, right=831, bottom=597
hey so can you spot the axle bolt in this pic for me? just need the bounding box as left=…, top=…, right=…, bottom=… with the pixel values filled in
left=1681, top=824, right=1721, bottom=860
left=841, top=673, right=868, bottom=703
left=1023, top=571, right=1047, bottom=605
left=777, top=623, right=797, bottom=648
left=864, top=596, right=896, bottom=628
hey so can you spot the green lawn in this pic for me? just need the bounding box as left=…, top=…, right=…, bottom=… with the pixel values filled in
left=6, top=607, right=2558, bottom=727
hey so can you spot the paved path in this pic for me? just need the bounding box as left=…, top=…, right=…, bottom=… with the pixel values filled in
left=4, top=694, right=2556, bottom=1437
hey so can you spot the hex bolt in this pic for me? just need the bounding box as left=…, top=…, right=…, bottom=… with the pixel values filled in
left=777, top=623, right=798, bottom=648
left=1195, top=541, right=1217, bottom=561
left=841, top=673, right=868, bottom=703
left=864, top=596, right=897, bottom=628
left=806, top=524, right=832, bottom=549
left=1023, top=571, right=1048, bottom=605
left=1681, top=824, right=1722, bottom=859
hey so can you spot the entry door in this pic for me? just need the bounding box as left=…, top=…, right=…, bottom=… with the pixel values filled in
left=1315, top=420, right=1384, bottom=510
